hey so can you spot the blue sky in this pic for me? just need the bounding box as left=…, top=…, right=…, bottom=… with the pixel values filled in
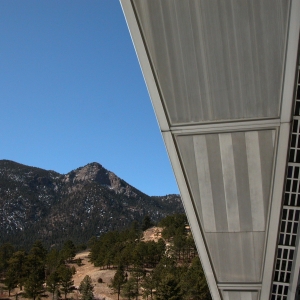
left=0, top=0, right=179, bottom=196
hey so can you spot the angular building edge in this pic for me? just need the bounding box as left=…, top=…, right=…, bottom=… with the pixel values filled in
left=120, top=1, right=300, bottom=299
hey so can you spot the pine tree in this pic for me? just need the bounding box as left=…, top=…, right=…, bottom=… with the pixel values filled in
left=0, top=243, right=14, bottom=274
left=156, top=274, right=181, bottom=300
left=109, top=265, right=126, bottom=300
left=79, top=275, right=94, bottom=300
left=152, top=256, right=177, bottom=288
left=23, top=242, right=45, bottom=300
left=141, top=272, right=155, bottom=300
left=4, top=268, right=18, bottom=296
left=57, top=264, right=74, bottom=299
left=30, top=241, right=47, bottom=261
left=24, top=271, right=45, bottom=300
left=46, top=249, right=61, bottom=276
left=46, top=271, right=60, bottom=300
left=121, top=277, right=138, bottom=300
left=142, top=215, right=153, bottom=231
left=131, top=264, right=145, bottom=300
left=128, top=221, right=141, bottom=242
left=5, top=251, right=26, bottom=291
left=60, top=240, right=76, bottom=263
left=118, top=243, right=134, bottom=270
left=180, top=257, right=211, bottom=300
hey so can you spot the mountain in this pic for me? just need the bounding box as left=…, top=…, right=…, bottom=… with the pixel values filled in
left=0, top=160, right=183, bottom=249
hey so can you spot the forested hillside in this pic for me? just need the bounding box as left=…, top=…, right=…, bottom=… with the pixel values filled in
left=0, top=214, right=211, bottom=300
left=0, top=160, right=183, bottom=249
left=89, top=214, right=211, bottom=300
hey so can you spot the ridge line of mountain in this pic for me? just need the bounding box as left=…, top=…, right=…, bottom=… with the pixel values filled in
left=0, top=159, right=183, bottom=249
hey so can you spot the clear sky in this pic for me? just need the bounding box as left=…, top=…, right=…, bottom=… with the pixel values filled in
left=0, top=0, right=179, bottom=196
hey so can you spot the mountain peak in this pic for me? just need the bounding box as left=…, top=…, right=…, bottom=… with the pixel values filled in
left=0, top=160, right=183, bottom=249
left=63, top=162, right=133, bottom=195
left=63, top=162, right=108, bottom=184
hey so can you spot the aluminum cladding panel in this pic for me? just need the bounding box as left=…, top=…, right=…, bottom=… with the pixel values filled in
left=176, top=130, right=275, bottom=282
left=205, top=232, right=265, bottom=282
left=176, top=130, right=275, bottom=233
left=132, top=0, right=290, bottom=125
left=221, top=291, right=259, bottom=300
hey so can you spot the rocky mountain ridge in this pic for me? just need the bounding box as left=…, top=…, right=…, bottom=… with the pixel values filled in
left=0, top=160, right=183, bottom=249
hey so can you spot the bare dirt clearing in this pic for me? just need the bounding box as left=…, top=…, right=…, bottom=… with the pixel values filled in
left=142, top=227, right=163, bottom=242
left=72, top=251, right=116, bottom=300
left=72, top=227, right=163, bottom=300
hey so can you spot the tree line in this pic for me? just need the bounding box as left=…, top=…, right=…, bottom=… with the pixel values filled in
left=0, top=214, right=211, bottom=300
left=89, top=214, right=211, bottom=300
left=0, top=239, right=85, bottom=300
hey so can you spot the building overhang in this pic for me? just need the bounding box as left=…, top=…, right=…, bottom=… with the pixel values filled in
left=120, top=1, right=300, bottom=299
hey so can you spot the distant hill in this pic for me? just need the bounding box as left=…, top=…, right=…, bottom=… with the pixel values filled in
left=0, top=160, right=183, bottom=249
